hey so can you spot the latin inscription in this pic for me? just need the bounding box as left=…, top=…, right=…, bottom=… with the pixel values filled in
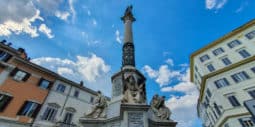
left=128, top=112, right=144, bottom=127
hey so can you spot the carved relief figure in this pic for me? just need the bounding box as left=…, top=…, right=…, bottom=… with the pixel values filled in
left=150, top=94, right=171, bottom=120
left=85, top=91, right=107, bottom=119
left=122, top=75, right=145, bottom=104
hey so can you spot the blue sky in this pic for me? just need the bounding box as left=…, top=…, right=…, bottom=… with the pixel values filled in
left=0, top=0, right=255, bottom=127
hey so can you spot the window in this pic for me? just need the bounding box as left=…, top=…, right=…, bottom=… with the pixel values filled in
left=200, top=55, right=210, bottom=62
left=215, top=78, right=229, bottom=88
left=38, top=79, right=51, bottom=89
left=213, top=103, right=221, bottom=116
left=224, top=123, right=230, bottom=127
left=205, top=96, right=209, bottom=106
left=222, top=57, right=232, bottom=66
left=0, top=51, right=12, bottom=62
left=227, top=40, right=241, bottom=48
left=41, top=106, right=58, bottom=122
left=74, top=90, right=79, bottom=98
left=239, top=49, right=251, bottom=58
left=251, top=67, right=255, bottom=73
left=56, top=84, right=66, bottom=93
left=0, top=94, right=12, bottom=112
left=245, top=30, right=255, bottom=40
left=231, top=71, right=250, bottom=83
left=213, top=48, right=224, bottom=56
left=207, top=64, right=215, bottom=72
left=10, top=68, right=30, bottom=81
left=63, top=112, right=73, bottom=124
left=206, top=89, right=212, bottom=97
left=248, top=90, right=255, bottom=99
left=18, top=101, right=41, bottom=117
left=239, top=117, right=255, bottom=127
left=227, top=96, right=240, bottom=107
left=90, top=96, right=94, bottom=103
left=195, top=66, right=198, bottom=72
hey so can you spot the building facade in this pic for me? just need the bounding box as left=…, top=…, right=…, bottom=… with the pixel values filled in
left=0, top=41, right=98, bottom=127
left=0, top=42, right=56, bottom=126
left=190, top=19, right=255, bottom=127
left=32, top=80, right=97, bottom=127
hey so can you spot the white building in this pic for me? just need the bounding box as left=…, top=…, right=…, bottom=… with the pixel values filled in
left=32, top=79, right=98, bottom=127
left=190, top=19, right=255, bottom=127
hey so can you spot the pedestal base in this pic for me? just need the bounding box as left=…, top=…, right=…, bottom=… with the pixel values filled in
left=79, top=104, right=177, bottom=127
left=148, top=119, right=177, bottom=127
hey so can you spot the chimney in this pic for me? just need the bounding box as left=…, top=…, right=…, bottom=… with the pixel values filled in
left=80, top=81, right=84, bottom=86
left=17, top=48, right=27, bottom=59
left=0, top=40, right=6, bottom=44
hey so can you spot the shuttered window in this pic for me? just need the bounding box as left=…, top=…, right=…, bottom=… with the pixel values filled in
left=10, top=68, right=30, bottom=82
left=0, top=94, right=12, bottom=112
left=17, top=101, right=41, bottom=118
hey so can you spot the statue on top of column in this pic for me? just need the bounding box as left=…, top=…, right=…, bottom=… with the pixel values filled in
left=121, top=5, right=136, bottom=22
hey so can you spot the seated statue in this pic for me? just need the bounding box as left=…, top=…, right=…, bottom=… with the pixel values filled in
left=150, top=94, right=171, bottom=121
left=85, top=91, right=107, bottom=119
left=122, top=75, right=145, bottom=104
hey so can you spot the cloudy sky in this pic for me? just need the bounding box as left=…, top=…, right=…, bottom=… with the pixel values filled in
left=0, top=0, right=255, bottom=127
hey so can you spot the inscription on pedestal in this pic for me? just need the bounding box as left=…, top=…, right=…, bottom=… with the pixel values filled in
left=128, top=112, right=144, bottom=127
left=110, top=121, right=121, bottom=127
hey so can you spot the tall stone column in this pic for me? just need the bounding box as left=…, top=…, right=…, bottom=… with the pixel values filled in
left=121, top=6, right=136, bottom=68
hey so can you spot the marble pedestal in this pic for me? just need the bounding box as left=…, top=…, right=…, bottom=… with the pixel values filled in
left=79, top=104, right=150, bottom=127
left=79, top=103, right=177, bottom=127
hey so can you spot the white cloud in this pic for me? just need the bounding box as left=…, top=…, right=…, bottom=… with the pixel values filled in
left=32, top=54, right=110, bottom=82
left=0, top=0, right=60, bottom=38
left=31, top=54, right=111, bottom=94
left=55, top=11, right=70, bottom=21
left=164, top=68, right=199, bottom=127
left=57, top=67, right=74, bottom=75
left=143, top=65, right=158, bottom=78
left=144, top=58, right=199, bottom=127
left=205, top=0, right=228, bottom=10
left=36, top=0, right=75, bottom=22
left=143, top=64, right=181, bottom=87
left=39, top=24, right=54, bottom=38
left=68, top=0, right=76, bottom=23
left=156, top=65, right=180, bottom=86
left=166, top=92, right=199, bottom=127
left=0, top=9, right=43, bottom=37
left=115, top=30, right=122, bottom=43
left=36, top=0, right=63, bottom=12
left=165, top=58, right=174, bottom=66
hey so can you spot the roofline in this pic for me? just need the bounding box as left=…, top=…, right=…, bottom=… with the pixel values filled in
left=190, top=18, right=255, bottom=82
left=13, top=56, right=98, bottom=96
left=0, top=42, right=110, bottom=96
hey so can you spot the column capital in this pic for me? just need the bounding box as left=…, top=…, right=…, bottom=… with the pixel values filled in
left=121, top=5, right=136, bottom=23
